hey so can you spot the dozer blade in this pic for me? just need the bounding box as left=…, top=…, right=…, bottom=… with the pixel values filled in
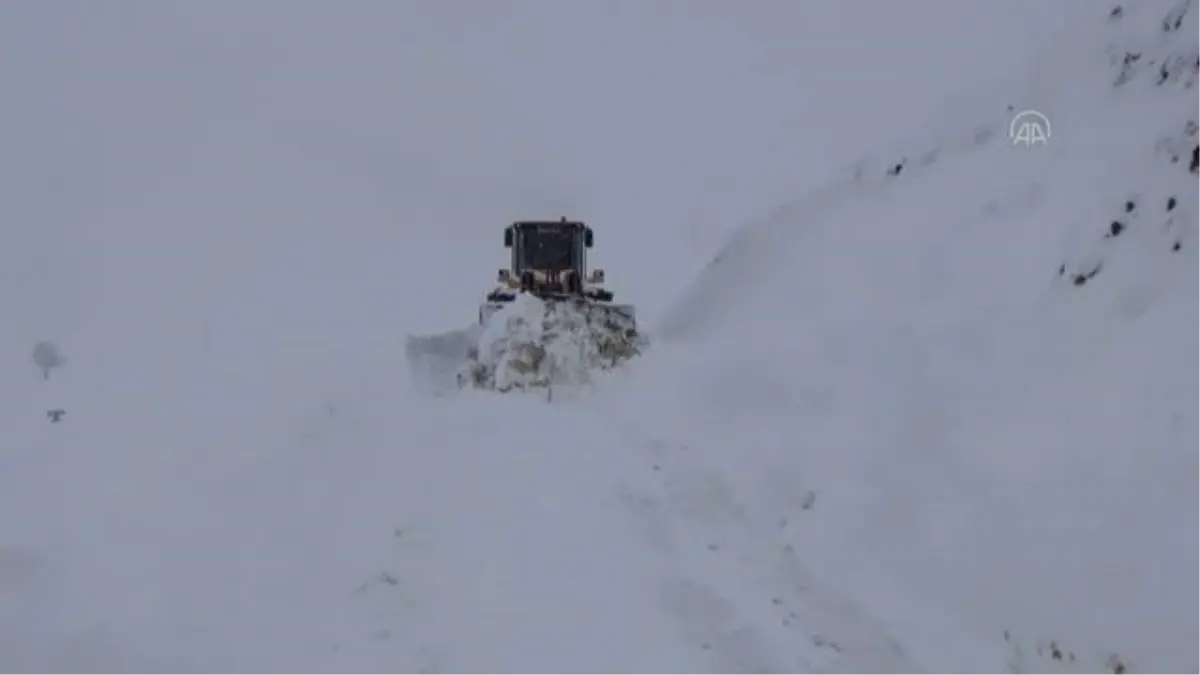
left=481, top=297, right=635, bottom=334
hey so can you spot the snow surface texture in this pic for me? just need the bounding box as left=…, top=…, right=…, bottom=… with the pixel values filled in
left=456, top=294, right=644, bottom=393
left=1, top=0, right=1196, bottom=673
left=644, top=2, right=1199, bottom=671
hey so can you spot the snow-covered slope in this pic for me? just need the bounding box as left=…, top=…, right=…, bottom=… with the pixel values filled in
left=2, top=0, right=1195, bottom=673
left=629, top=2, right=1198, bottom=671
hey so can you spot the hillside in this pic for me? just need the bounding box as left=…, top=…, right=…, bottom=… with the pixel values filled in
left=631, top=0, right=1198, bottom=670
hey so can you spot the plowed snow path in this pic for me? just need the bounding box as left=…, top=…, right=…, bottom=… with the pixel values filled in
left=305, top=383, right=912, bottom=672
left=324, top=389, right=714, bottom=673
left=11, top=362, right=892, bottom=672
left=334, top=381, right=915, bottom=673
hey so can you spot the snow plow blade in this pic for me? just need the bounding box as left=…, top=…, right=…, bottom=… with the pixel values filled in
left=480, top=297, right=637, bottom=336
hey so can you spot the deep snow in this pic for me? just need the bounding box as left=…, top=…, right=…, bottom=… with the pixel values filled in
left=435, top=293, right=643, bottom=393
left=2, top=0, right=1196, bottom=672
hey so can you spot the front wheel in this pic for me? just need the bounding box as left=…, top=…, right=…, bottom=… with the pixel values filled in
left=565, top=271, right=582, bottom=295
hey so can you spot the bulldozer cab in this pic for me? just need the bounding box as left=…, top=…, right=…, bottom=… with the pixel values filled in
left=478, top=217, right=634, bottom=333
left=504, top=219, right=593, bottom=276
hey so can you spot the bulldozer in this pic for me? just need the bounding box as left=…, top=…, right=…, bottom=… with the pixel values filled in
left=478, top=218, right=637, bottom=335
left=404, top=217, right=639, bottom=393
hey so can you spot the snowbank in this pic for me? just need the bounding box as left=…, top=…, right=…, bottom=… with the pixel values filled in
left=458, top=293, right=644, bottom=392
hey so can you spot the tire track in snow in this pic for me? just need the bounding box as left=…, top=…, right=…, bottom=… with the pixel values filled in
left=610, top=419, right=916, bottom=673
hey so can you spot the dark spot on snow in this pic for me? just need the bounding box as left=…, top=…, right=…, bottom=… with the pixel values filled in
left=1109, top=5, right=1122, bottom=19
left=1038, top=640, right=1071, bottom=662
left=1167, top=196, right=1177, bottom=211
left=47, top=409, right=65, bottom=423
left=812, top=635, right=841, bottom=653
left=1124, top=200, right=1135, bottom=213
left=1107, top=220, right=1125, bottom=237
left=1172, top=241, right=1182, bottom=251
left=1107, top=654, right=1128, bottom=674
left=887, top=159, right=905, bottom=176
left=707, top=543, right=719, bottom=551
left=1113, top=51, right=1144, bottom=87
left=1163, top=5, right=1186, bottom=32
left=1072, top=264, right=1102, bottom=286
left=1191, top=145, right=1198, bottom=173
left=1057, top=264, right=1066, bottom=276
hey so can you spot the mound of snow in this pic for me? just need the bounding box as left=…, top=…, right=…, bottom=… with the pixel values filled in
left=404, top=324, right=483, bottom=393
left=458, top=294, right=644, bottom=392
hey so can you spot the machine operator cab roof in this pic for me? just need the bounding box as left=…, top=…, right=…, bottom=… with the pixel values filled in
left=504, top=218, right=593, bottom=275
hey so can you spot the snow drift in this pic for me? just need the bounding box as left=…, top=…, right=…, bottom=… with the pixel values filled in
left=405, top=293, right=644, bottom=394
left=458, top=294, right=644, bottom=393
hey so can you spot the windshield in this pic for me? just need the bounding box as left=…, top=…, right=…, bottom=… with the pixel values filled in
left=519, top=228, right=577, bottom=271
